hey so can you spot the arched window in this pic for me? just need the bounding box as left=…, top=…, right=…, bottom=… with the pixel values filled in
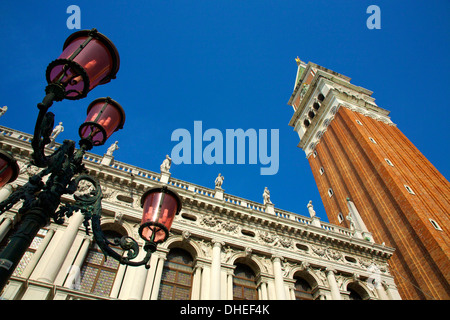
left=348, top=288, right=363, bottom=300
left=233, top=263, right=258, bottom=300
left=294, top=277, right=313, bottom=300
left=158, top=248, right=194, bottom=300
left=347, top=282, right=369, bottom=300
left=79, top=230, right=123, bottom=297
left=317, top=93, right=325, bottom=102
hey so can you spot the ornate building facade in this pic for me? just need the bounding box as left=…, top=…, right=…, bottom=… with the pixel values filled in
left=287, top=58, right=450, bottom=300
left=0, top=125, right=400, bottom=300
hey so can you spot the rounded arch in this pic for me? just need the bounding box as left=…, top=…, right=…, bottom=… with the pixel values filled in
left=291, top=268, right=320, bottom=288
left=160, top=236, right=202, bottom=260
left=228, top=253, right=264, bottom=277
left=99, top=218, right=132, bottom=237
left=344, top=281, right=373, bottom=300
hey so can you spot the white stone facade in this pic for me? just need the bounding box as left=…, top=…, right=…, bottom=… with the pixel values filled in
left=0, top=125, right=401, bottom=300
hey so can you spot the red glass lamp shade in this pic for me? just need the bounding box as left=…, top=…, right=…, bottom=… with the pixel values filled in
left=46, top=29, right=120, bottom=100
left=139, top=187, right=182, bottom=244
left=78, top=97, right=125, bottom=146
left=0, top=151, right=19, bottom=188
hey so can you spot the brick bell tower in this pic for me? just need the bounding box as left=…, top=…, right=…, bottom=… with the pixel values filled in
left=287, top=58, right=450, bottom=300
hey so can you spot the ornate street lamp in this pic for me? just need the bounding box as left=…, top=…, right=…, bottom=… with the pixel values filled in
left=79, top=97, right=125, bottom=147
left=88, top=186, right=182, bottom=268
left=45, top=28, right=120, bottom=102
left=0, top=29, right=179, bottom=291
left=139, top=187, right=182, bottom=247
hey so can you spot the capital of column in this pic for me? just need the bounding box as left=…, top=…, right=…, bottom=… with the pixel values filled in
left=83, top=235, right=93, bottom=243
left=193, top=264, right=204, bottom=272
left=212, top=239, right=225, bottom=248
left=271, top=254, right=283, bottom=262
left=325, top=267, right=337, bottom=275
left=352, top=273, right=361, bottom=282
left=155, top=249, right=168, bottom=261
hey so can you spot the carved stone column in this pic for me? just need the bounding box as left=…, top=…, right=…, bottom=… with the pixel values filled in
left=37, top=210, right=84, bottom=284
left=191, top=264, right=203, bottom=300
left=272, top=255, right=286, bottom=299
left=21, top=227, right=55, bottom=279
left=127, top=245, right=152, bottom=300
left=201, top=262, right=211, bottom=300
left=225, top=267, right=234, bottom=300
left=150, top=252, right=168, bottom=300
left=63, top=236, right=91, bottom=289
left=0, top=184, right=15, bottom=202
left=326, top=268, right=341, bottom=300
left=210, top=239, right=224, bottom=299
left=259, top=279, right=269, bottom=300
left=141, top=254, right=160, bottom=300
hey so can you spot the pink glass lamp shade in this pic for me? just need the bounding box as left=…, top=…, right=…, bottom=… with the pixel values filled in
left=139, top=187, right=182, bottom=244
left=0, top=151, right=19, bottom=188
left=46, top=29, right=120, bottom=100
left=78, top=97, right=125, bottom=147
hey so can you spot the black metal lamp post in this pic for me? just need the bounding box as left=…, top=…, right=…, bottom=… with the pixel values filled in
left=0, top=29, right=181, bottom=292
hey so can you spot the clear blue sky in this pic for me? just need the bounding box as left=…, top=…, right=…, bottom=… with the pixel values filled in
left=0, top=1, right=449, bottom=222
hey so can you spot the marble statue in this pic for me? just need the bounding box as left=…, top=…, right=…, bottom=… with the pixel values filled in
left=263, top=187, right=272, bottom=205
left=106, top=141, right=119, bottom=156
left=307, top=200, right=316, bottom=217
left=215, top=173, right=224, bottom=188
left=160, top=154, right=172, bottom=172
left=48, top=122, right=64, bottom=147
